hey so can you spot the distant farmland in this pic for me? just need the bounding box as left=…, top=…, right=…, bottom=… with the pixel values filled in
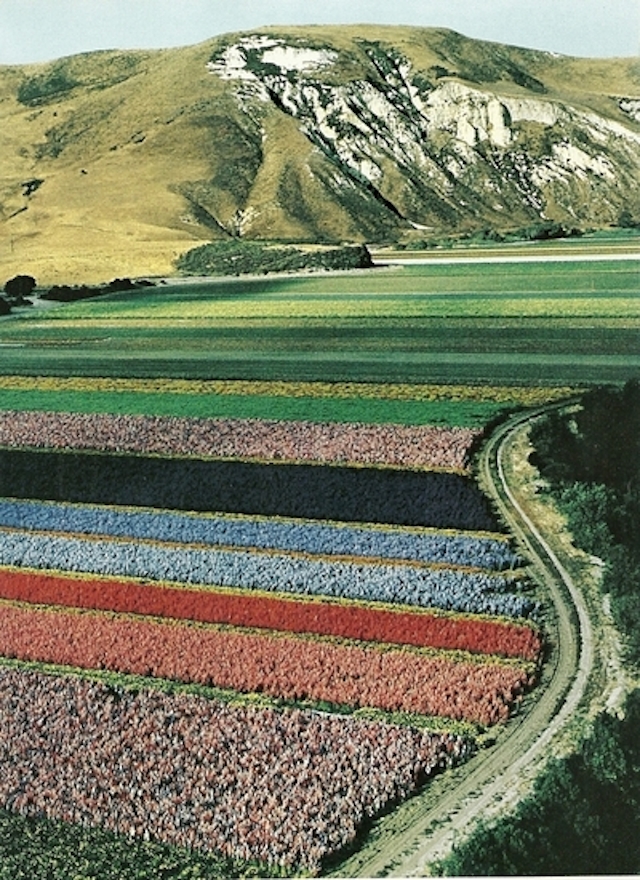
left=0, top=256, right=638, bottom=385
left=0, top=247, right=637, bottom=876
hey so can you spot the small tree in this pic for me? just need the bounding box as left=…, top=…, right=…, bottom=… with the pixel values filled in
left=4, top=275, right=36, bottom=301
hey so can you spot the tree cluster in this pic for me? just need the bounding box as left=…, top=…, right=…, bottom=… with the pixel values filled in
left=437, top=689, right=640, bottom=875
left=1, top=275, right=37, bottom=313
left=529, top=380, right=640, bottom=662
left=40, top=277, right=154, bottom=302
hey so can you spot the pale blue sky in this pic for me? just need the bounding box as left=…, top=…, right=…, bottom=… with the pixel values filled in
left=1, top=0, right=638, bottom=65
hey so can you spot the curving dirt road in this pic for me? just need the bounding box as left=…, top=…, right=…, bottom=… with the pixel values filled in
left=338, top=405, right=596, bottom=878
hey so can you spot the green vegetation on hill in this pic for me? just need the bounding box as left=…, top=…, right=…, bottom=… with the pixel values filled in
left=437, top=689, right=640, bottom=875
left=175, top=240, right=373, bottom=276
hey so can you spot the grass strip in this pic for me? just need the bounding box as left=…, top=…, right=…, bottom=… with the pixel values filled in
left=0, top=389, right=513, bottom=427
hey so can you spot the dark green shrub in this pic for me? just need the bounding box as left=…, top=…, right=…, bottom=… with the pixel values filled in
left=175, top=240, right=373, bottom=276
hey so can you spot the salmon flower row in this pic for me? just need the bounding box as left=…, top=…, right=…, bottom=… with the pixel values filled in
left=0, top=600, right=534, bottom=726
left=0, top=410, right=480, bottom=470
left=0, top=667, right=471, bottom=873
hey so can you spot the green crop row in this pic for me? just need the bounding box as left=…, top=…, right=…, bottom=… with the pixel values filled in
left=0, top=806, right=271, bottom=880
left=0, top=388, right=512, bottom=427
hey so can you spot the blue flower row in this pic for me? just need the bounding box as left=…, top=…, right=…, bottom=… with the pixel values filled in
left=0, top=527, right=536, bottom=618
left=0, top=499, right=520, bottom=570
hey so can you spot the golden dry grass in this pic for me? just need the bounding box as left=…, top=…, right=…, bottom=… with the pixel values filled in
left=1, top=26, right=638, bottom=285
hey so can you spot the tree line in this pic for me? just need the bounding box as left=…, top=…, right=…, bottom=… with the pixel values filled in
left=437, top=380, right=640, bottom=875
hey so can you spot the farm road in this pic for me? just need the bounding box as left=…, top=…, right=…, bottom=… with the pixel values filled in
left=381, top=251, right=639, bottom=266
left=340, top=406, right=596, bottom=878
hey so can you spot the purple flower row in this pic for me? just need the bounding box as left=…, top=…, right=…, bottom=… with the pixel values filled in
left=0, top=499, right=520, bottom=570
left=0, top=527, right=536, bottom=617
left=0, top=410, right=480, bottom=470
left=0, top=667, right=471, bottom=872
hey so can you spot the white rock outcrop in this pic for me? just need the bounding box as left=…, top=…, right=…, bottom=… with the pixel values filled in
left=207, top=36, right=640, bottom=227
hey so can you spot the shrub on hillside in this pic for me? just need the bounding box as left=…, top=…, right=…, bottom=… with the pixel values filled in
left=175, top=239, right=373, bottom=276
left=3, top=275, right=36, bottom=303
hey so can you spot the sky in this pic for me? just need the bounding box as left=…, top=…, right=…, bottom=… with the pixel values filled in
left=0, top=0, right=638, bottom=65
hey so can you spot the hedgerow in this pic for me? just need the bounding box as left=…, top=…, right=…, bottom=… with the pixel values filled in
left=174, top=240, right=373, bottom=276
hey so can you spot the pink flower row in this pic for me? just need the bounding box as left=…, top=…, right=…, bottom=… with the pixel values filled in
left=0, top=410, right=480, bottom=470
left=0, top=601, right=533, bottom=725
left=0, top=667, right=470, bottom=872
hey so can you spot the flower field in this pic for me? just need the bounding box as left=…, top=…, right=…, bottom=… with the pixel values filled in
left=0, top=602, right=534, bottom=724
left=0, top=527, right=534, bottom=617
left=0, top=447, right=497, bottom=529
left=0, top=568, right=541, bottom=659
left=0, top=380, right=545, bottom=874
left=0, top=498, right=520, bottom=568
left=0, top=410, right=480, bottom=470
left=0, top=668, right=471, bottom=874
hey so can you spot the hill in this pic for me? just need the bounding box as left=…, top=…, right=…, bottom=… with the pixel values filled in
left=1, top=25, right=639, bottom=283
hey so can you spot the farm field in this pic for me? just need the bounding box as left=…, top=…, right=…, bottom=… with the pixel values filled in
left=0, top=390, right=543, bottom=875
left=0, top=258, right=638, bottom=385
left=0, top=249, right=636, bottom=875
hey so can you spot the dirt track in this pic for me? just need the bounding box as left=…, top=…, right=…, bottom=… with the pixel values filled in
left=335, top=406, right=598, bottom=878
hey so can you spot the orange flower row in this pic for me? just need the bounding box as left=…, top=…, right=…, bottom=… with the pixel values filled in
left=0, top=600, right=534, bottom=726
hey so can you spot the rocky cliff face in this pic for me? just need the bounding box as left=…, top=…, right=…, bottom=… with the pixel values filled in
left=203, top=31, right=640, bottom=238
left=2, top=25, right=639, bottom=279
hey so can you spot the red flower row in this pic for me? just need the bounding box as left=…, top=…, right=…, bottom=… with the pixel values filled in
left=0, top=600, right=534, bottom=725
left=0, top=568, right=542, bottom=660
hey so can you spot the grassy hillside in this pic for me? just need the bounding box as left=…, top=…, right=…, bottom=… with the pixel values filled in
left=1, top=25, right=639, bottom=284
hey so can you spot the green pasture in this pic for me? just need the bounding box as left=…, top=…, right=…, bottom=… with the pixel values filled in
left=0, top=387, right=509, bottom=427
left=0, top=258, right=637, bottom=386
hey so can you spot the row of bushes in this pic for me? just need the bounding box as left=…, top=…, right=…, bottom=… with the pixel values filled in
left=0, top=276, right=156, bottom=314
left=0, top=498, right=520, bottom=569
left=40, top=277, right=154, bottom=302
left=175, top=239, right=373, bottom=276
left=529, top=380, right=640, bottom=662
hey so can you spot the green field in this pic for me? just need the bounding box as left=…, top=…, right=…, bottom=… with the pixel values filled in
left=0, top=258, right=637, bottom=385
